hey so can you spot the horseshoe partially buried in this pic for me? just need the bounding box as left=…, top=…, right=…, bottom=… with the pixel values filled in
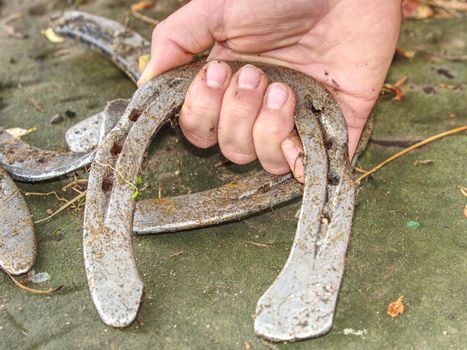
left=84, top=57, right=356, bottom=342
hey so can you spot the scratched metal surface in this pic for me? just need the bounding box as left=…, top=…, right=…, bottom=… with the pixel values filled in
left=51, top=10, right=149, bottom=84
left=0, top=166, right=35, bottom=275
left=0, top=127, right=95, bottom=182
left=133, top=171, right=301, bottom=234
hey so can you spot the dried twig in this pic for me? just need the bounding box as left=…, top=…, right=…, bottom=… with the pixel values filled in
left=34, top=191, right=87, bottom=224
left=3, top=12, right=24, bottom=24
left=417, top=48, right=467, bottom=62
left=168, top=251, right=184, bottom=259
left=245, top=241, right=271, bottom=248
left=131, top=10, right=159, bottom=25
left=62, top=178, right=88, bottom=191
left=24, top=191, right=68, bottom=203
left=1, top=268, right=63, bottom=295
left=30, top=98, right=44, bottom=112
left=357, top=125, right=467, bottom=184
left=354, top=167, right=368, bottom=174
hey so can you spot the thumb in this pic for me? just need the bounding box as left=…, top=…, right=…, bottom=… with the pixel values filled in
left=137, top=0, right=217, bottom=86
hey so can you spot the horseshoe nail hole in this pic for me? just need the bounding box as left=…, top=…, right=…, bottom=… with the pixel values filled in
left=304, top=94, right=321, bottom=115
left=324, top=139, right=333, bottom=149
left=321, top=215, right=331, bottom=225
left=101, top=178, right=113, bottom=192
left=128, top=109, right=141, bottom=122
left=328, top=173, right=340, bottom=186
left=167, top=78, right=183, bottom=88
left=110, top=142, right=123, bottom=156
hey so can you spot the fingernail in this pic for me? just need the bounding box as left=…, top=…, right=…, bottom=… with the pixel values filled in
left=137, top=61, right=153, bottom=87
left=266, top=83, right=289, bottom=110
left=206, top=61, right=228, bottom=88
left=238, top=65, right=260, bottom=90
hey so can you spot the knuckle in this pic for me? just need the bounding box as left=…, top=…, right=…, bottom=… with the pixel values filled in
left=254, top=118, right=293, bottom=138
left=151, top=20, right=165, bottom=39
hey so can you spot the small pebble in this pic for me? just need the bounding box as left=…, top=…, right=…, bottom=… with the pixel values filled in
left=30, top=272, right=50, bottom=284
left=50, top=113, right=64, bottom=124
left=64, top=110, right=77, bottom=118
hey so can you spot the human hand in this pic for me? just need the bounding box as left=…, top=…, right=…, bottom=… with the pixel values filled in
left=138, top=0, right=401, bottom=182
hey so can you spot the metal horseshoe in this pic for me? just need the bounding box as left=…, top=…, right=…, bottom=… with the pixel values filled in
left=83, top=59, right=356, bottom=342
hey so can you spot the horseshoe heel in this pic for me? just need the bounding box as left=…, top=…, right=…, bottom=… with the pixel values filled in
left=0, top=167, right=36, bottom=275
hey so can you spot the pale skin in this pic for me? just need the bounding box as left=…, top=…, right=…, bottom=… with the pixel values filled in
left=138, top=0, right=402, bottom=182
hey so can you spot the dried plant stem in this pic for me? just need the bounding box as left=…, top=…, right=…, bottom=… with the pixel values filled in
left=1, top=268, right=63, bottom=295
left=131, top=10, right=159, bottom=25
left=34, top=191, right=87, bottom=224
left=356, top=125, right=467, bottom=184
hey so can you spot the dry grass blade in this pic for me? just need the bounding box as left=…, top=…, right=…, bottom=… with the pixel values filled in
left=62, top=178, right=88, bottom=191
left=3, top=12, right=24, bottom=24
left=1, top=268, right=63, bottom=295
left=25, top=191, right=68, bottom=203
left=245, top=241, right=271, bottom=248
left=131, top=0, right=155, bottom=11
left=356, top=125, right=467, bottom=184
left=131, top=10, right=159, bottom=25
left=354, top=167, right=368, bottom=174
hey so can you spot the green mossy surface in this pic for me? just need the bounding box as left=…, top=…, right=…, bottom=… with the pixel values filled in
left=0, top=1, right=465, bottom=349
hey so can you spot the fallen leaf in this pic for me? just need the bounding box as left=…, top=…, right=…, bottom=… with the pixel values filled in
left=464, top=205, right=467, bottom=218
left=5, top=127, right=36, bottom=138
left=131, top=0, right=155, bottom=12
left=387, top=295, right=405, bottom=318
left=244, top=341, right=253, bottom=350
left=138, top=54, right=151, bottom=73
left=41, top=27, right=64, bottom=43
left=396, top=48, right=416, bottom=59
